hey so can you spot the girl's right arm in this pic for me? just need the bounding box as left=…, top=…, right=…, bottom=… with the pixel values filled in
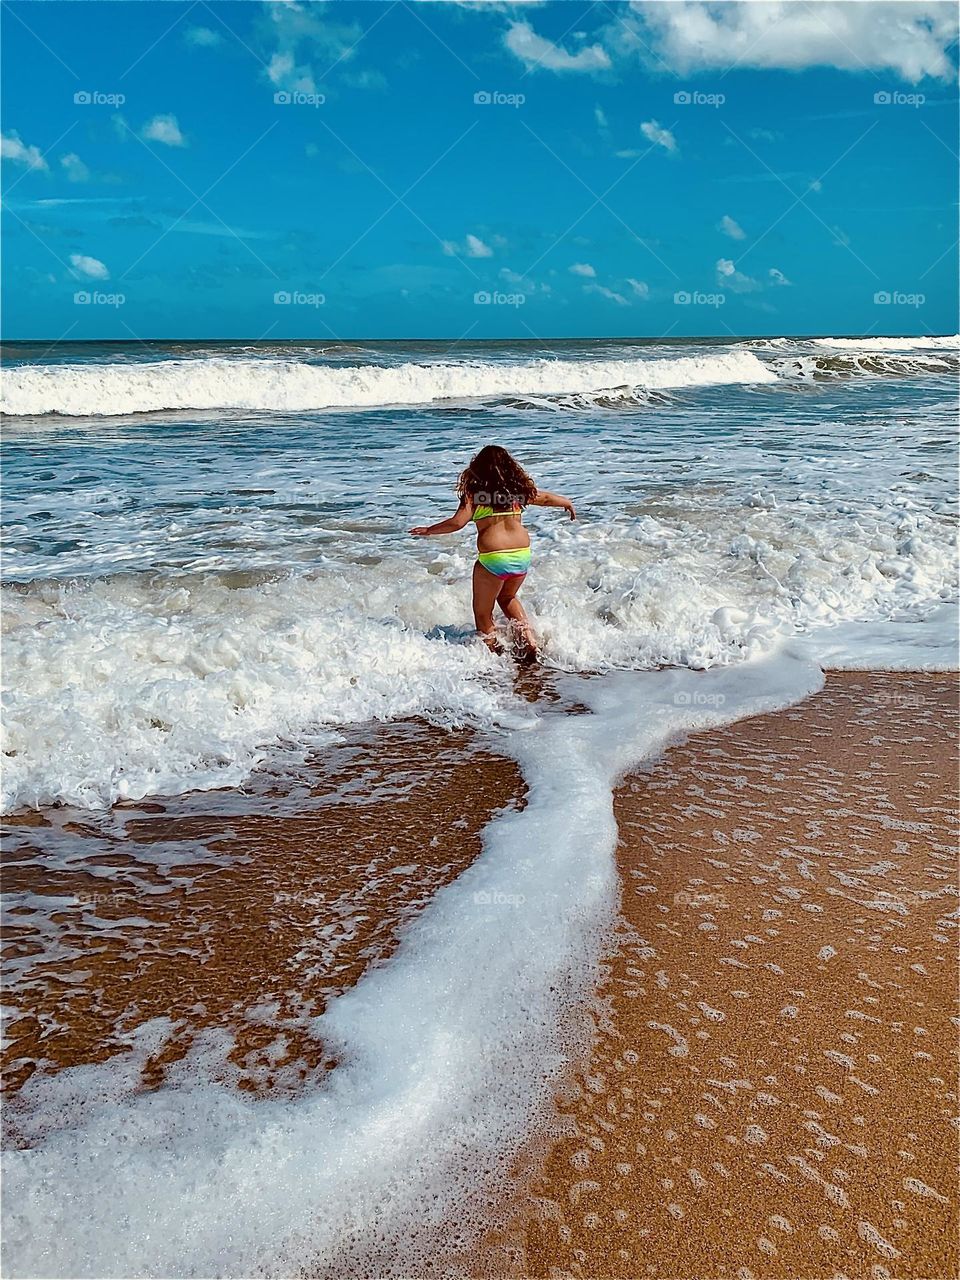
left=531, top=490, right=576, bottom=520
left=410, top=497, right=473, bottom=536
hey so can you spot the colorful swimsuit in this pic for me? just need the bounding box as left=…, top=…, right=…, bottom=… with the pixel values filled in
left=472, top=505, right=531, bottom=578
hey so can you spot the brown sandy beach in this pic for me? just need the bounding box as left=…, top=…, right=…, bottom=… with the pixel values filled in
left=518, top=672, right=959, bottom=1280
left=3, top=672, right=958, bottom=1278
left=2, top=724, right=522, bottom=1097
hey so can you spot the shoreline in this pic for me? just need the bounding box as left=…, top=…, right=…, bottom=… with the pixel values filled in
left=2, top=670, right=957, bottom=1278
left=514, top=671, right=959, bottom=1280
left=2, top=723, right=523, bottom=1098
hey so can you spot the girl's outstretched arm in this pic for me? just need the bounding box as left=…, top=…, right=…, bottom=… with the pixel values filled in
left=410, top=499, right=473, bottom=536
left=531, top=489, right=576, bottom=520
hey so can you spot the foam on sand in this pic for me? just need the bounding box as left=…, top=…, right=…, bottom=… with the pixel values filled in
left=1, top=653, right=824, bottom=1279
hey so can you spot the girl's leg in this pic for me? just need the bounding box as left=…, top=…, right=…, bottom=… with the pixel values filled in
left=472, top=561, right=505, bottom=650
left=497, top=576, right=537, bottom=653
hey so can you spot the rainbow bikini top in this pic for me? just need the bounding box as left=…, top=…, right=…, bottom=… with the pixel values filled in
left=472, top=504, right=521, bottom=522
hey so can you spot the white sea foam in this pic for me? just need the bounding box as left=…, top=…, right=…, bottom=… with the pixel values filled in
left=3, top=485, right=954, bottom=814
left=0, top=350, right=775, bottom=417
left=1, top=332, right=956, bottom=1275
left=811, top=335, right=959, bottom=351
left=1, top=654, right=825, bottom=1279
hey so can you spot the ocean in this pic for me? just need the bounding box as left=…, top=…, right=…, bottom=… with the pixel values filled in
left=1, top=334, right=958, bottom=1276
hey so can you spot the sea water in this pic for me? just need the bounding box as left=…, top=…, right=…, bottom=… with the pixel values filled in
left=1, top=334, right=957, bottom=1275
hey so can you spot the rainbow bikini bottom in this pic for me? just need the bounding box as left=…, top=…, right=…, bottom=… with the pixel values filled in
left=477, top=546, right=531, bottom=579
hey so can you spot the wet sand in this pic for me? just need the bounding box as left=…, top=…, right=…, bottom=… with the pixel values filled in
left=519, top=672, right=959, bottom=1280
left=2, top=723, right=522, bottom=1100
left=3, top=673, right=957, bottom=1279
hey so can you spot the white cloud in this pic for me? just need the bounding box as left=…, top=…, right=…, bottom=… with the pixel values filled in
left=266, top=51, right=316, bottom=93
left=569, top=262, right=596, bottom=277
left=261, top=2, right=363, bottom=94
left=69, top=253, right=109, bottom=280
left=185, top=26, right=222, bottom=47
left=442, top=233, right=494, bottom=258
left=465, top=233, right=493, bottom=258
left=640, top=119, right=676, bottom=153
left=719, top=214, right=746, bottom=240
left=768, top=267, right=791, bottom=286
left=1, top=131, right=48, bottom=170
left=585, top=282, right=629, bottom=306
left=60, top=153, right=90, bottom=183
left=504, top=20, right=611, bottom=72
left=142, top=114, right=185, bottom=147
left=620, top=1, right=957, bottom=84
left=716, top=257, right=761, bottom=293
left=500, top=266, right=550, bottom=294
left=627, top=277, right=649, bottom=299
left=341, top=68, right=388, bottom=90
left=594, top=105, right=608, bottom=130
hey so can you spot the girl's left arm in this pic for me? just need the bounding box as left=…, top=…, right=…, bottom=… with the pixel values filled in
left=410, top=498, right=472, bottom=536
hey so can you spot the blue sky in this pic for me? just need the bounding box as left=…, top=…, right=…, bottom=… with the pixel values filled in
left=2, top=0, right=958, bottom=340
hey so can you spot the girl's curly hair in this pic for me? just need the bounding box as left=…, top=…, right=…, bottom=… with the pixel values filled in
left=457, top=445, right=537, bottom=510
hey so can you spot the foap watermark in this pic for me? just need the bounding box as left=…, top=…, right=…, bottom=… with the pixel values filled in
left=473, top=889, right=526, bottom=907
left=874, top=90, right=925, bottom=108
left=674, top=290, right=725, bottom=308
left=274, top=289, right=325, bottom=307
left=473, top=90, right=525, bottom=108
left=274, top=90, right=325, bottom=108
left=674, top=89, right=725, bottom=108
left=474, top=289, right=525, bottom=308
left=674, top=690, right=726, bottom=707
left=74, top=290, right=125, bottom=308
left=674, top=889, right=730, bottom=909
left=473, top=488, right=527, bottom=508
left=870, top=690, right=928, bottom=709
left=874, top=290, right=925, bottom=308
left=74, top=890, right=140, bottom=907
left=74, top=90, right=125, bottom=107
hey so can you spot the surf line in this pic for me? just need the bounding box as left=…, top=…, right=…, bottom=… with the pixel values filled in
left=3, top=653, right=824, bottom=1279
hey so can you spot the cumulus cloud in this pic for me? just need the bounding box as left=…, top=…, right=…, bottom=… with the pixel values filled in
left=185, top=26, right=222, bottom=47
left=500, top=266, right=550, bottom=294
left=142, top=114, right=186, bottom=146
left=266, top=52, right=313, bottom=92
left=569, top=262, right=596, bottom=277
left=69, top=253, right=109, bottom=280
left=716, top=257, right=791, bottom=293
left=1, top=131, right=48, bottom=170
left=585, top=282, right=629, bottom=306
left=504, top=20, right=611, bottom=72
left=618, top=1, right=957, bottom=84
left=60, top=153, right=90, bottom=183
left=627, top=277, right=649, bottom=299
left=719, top=214, right=746, bottom=240
left=442, top=233, right=494, bottom=258
left=716, top=257, right=761, bottom=293
left=260, top=2, right=364, bottom=94
left=640, top=119, right=676, bottom=152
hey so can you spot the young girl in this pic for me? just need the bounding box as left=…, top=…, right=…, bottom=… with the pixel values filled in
left=410, top=445, right=576, bottom=656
